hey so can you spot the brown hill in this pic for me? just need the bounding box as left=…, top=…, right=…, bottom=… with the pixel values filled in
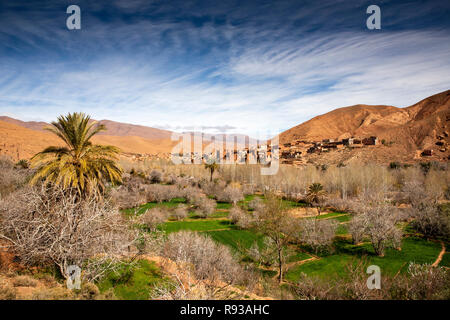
left=0, top=120, right=176, bottom=160
left=0, top=116, right=48, bottom=131
left=0, top=116, right=173, bottom=141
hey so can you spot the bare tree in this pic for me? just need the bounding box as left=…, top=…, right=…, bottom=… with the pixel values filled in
left=172, top=204, right=189, bottom=220
left=138, top=208, right=169, bottom=231
left=0, top=185, right=137, bottom=282
left=298, top=218, right=338, bottom=254
left=216, top=186, right=244, bottom=205
left=252, top=195, right=299, bottom=283
left=350, top=203, right=403, bottom=256
left=162, top=231, right=249, bottom=285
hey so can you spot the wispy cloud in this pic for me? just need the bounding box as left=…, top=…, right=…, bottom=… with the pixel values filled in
left=0, top=0, right=449, bottom=137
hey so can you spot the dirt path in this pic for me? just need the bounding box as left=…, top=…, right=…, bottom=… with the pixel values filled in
left=432, top=240, right=446, bottom=267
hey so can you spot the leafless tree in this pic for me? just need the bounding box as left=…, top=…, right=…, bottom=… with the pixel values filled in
left=247, top=197, right=265, bottom=211
left=0, top=185, right=137, bottom=282
left=298, top=218, right=338, bottom=254
left=252, top=195, right=299, bottom=283
left=172, top=204, right=189, bottom=220
left=350, top=203, right=403, bottom=256
left=403, top=181, right=450, bottom=238
left=138, top=208, right=169, bottom=231
left=193, top=195, right=216, bottom=218
left=216, top=186, right=244, bottom=205
left=162, top=231, right=249, bottom=285
left=0, top=156, right=29, bottom=200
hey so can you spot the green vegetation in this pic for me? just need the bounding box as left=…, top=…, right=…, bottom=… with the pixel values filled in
left=161, top=219, right=235, bottom=233
left=123, top=198, right=187, bottom=215
left=285, top=237, right=442, bottom=282
left=97, top=260, right=169, bottom=300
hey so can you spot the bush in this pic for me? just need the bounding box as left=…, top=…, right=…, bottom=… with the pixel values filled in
left=78, top=282, right=100, bottom=300
left=216, top=186, right=244, bottom=204
left=194, top=196, right=216, bottom=218
left=410, top=203, right=450, bottom=239
left=247, top=198, right=264, bottom=211
left=145, top=184, right=181, bottom=203
left=13, top=275, right=38, bottom=287
left=110, top=186, right=146, bottom=209
left=162, top=231, right=247, bottom=284
left=389, top=162, right=401, bottom=170
left=349, top=203, right=403, bottom=256
left=0, top=185, right=137, bottom=282
left=0, top=281, right=16, bottom=300
left=32, top=287, right=74, bottom=300
left=0, top=156, right=28, bottom=199
left=149, top=170, right=162, bottom=184
left=228, top=205, right=245, bottom=224
left=388, top=263, right=450, bottom=300
left=139, top=208, right=169, bottom=231
left=298, top=218, right=338, bottom=254
left=172, top=204, right=188, bottom=221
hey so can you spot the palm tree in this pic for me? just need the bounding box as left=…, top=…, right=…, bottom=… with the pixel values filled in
left=30, top=112, right=122, bottom=197
left=204, top=160, right=218, bottom=182
left=306, top=183, right=327, bottom=216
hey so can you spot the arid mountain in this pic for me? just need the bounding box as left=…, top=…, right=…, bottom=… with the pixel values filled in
left=1, top=90, right=449, bottom=163
left=0, top=120, right=176, bottom=160
left=0, top=116, right=173, bottom=140
left=280, top=90, right=450, bottom=163
left=0, top=116, right=48, bottom=132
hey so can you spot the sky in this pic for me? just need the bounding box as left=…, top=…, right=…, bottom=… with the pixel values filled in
left=0, top=0, right=449, bottom=138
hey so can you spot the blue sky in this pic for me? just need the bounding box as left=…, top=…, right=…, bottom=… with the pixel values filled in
left=0, top=0, right=449, bottom=137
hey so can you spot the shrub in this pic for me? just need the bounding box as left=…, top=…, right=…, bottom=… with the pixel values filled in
left=145, top=184, right=181, bottom=203
left=351, top=203, right=403, bottom=256
left=0, top=281, right=16, bottom=300
left=15, top=159, right=30, bottom=169
left=182, top=186, right=202, bottom=204
left=410, top=203, right=450, bottom=238
left=228, top=205, right=245, bottom=224
left=388, top=263, right=450, bottom=300
left=389, top=162, right=401, bottom=170
left=247, top=198, right=264, bottom=211
left=32, top=287, right=74, bottom=300
left=139, top=208, right=169, bottom=231
left=194, top=196, right=216, bottom=218
left=348, top=213, right=367, bottom=244
left=216, top=186, right=244, bottom=204
left=162, top=231, right=246, bottom=284
left=0, top=185, right=137, bottom=282
left=0, top=156, right=28, bottom=199
left=13, top=275, right=38, bottom=287
left=298, top=218, right=338, bottom=254
left=109, top=186, right=146, bottom=209
left=79, top=282, right=100, bottom=300
left=149, top=170, right=162, bottom=184
left=172, top=204, right=188, bottom=221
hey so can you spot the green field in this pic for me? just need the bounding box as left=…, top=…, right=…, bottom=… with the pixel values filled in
left=161, top=219, right=235, bottom=233
left=133, top=196, right=446, bottom=286
left=97, top=260, right=169, bottom=300
left=285, top=237, right=442, bottom=282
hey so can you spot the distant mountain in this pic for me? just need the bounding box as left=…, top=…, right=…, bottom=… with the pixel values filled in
left=1, top=90, right=448, bottom=163
left=0, top=116, right=48, bottom=131
left=0, top=120, right=177, bottom=160
left=0, top=116, right=173, bottom=141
